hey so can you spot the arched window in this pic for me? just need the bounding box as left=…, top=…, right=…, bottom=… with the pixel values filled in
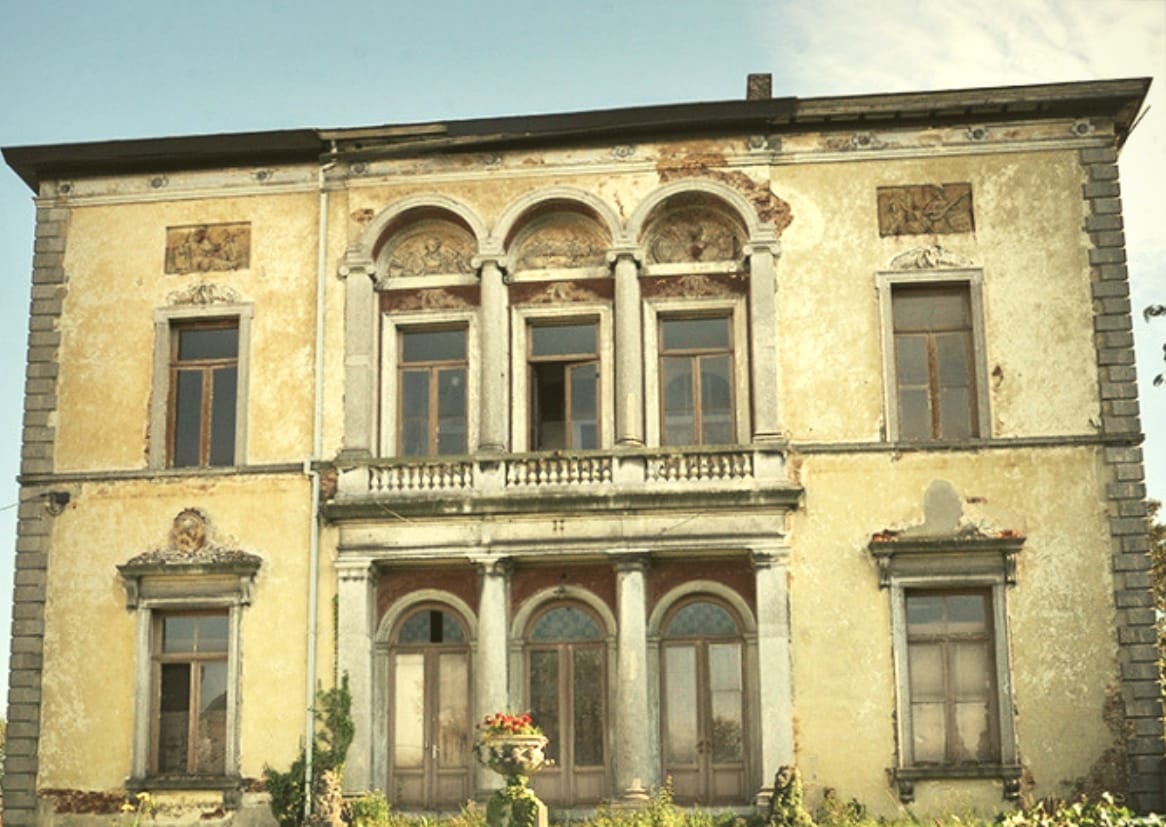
left=660, top=598, right=747, bottom=803
left=388, top=605, right=471, bottom=808
left=525, top=603, right=607, bottom=806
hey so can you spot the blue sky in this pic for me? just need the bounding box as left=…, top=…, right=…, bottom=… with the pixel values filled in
left=0, top=0, right=1163, bottom=711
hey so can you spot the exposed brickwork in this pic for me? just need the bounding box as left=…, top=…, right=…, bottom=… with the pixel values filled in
left=1082, top=146, right=1165, bottom=812
left=2, top=199, right=68, bottom=827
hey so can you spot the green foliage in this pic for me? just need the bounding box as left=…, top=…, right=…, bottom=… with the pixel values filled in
left=768, top=767, right=814, bottom=827
left=564, top=780, right=744, bottom=827
left=997, top=793, right=1161, bottom=827
left=812, top=789, right=868, bottom=827
left=348, top=790, right=391, bottom=827
left=487, top=778, right=543, bottom=827
left=263, top=673, right=354, bottom=827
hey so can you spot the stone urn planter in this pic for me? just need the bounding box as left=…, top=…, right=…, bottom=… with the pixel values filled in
left=474, top=733, right=550, bottom=779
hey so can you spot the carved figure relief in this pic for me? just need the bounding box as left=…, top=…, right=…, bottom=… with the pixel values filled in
left=511, top=280, right=608, bottom=306
left=642, top=273, right=746, bottom=299
left=645, top=208, right=743, bottom=264
left=381, top=222, right=474, bottom=279
left=889, top=244, right=975, bottom=270
left=171, top=508, right=209, bottom=554
left=166, top=223, right=251, bottom=274
left=167, top=282, right=243, bottom=306
left=383, top=288, right=475, bottom=312
left=512, top=215, right=608, bottom=271
left=878, top=183, right=974, bottom=236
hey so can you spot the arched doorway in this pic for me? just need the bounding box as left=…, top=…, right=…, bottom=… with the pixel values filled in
left=388, top=606, right=472, bottom=807
left=660, top=598, right=747, bottom=803
left=525, top=602, right=608, bottom=805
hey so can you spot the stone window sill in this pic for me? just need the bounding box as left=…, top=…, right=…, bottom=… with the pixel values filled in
left=893, top=765, right=1022, bottom=803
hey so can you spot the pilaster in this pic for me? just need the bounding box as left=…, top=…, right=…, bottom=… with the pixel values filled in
left=338, top=251, right=377, bottom=460
left=745, top=240, right=783, bottom=444
left=751, top=547, right=792, bottom=806
left=335, top=560, right=375, bottom=792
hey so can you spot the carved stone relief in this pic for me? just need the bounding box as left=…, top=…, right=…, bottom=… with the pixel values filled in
left=889, top=244, right=975, bottom=270
left=166, top=223, right=251, bottom=274
left=641, top=273, right=746, bottom=300
left=512, top=215, right=608, bottom=271
left=380, top=285, right=479, bottom=313
left=877, top=183, right=974, bottom=236
left=380, top=221, right=474, bottom=280
left=645, top=207, right=744, bottom=264
left=510, top=279, right=612, bottom=306
left=167, top=282, right=243, bottom=306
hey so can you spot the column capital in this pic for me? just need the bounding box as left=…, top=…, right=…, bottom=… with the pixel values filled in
left=743, top=238, right=781, bottom=258
left=606, top=247, right=643, bottom=268
left=336, top=558, right=375, bottom=583
left=612, top=551, right=651, bottom=574
left=750, top=546, right=790, bottom=570
left=473, top=556, right=513, bottom=578
left=472, top=253, right=510, bottom=281
left=338, top=249, right=376, bottom=281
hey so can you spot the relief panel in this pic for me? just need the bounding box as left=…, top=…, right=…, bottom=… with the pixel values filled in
left=165, top=222, right=251, bottom=274
left=380, top=221, right=475, bottom=280
left=512, top=214, right=609, bottom=271
left=877, top=183, right=974, bottom=236
left=645, top=207, right=744, bottom=264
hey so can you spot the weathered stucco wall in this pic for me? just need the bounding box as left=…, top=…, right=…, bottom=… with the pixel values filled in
left=37, top=475, right=315, bottom=790
left=790, top=447, right=1118, bottom=811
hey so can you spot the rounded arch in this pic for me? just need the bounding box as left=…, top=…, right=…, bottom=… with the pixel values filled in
left=493, top=187, right=625, bottom=256
left=376, top=588, right=479, bottom=644
left=352, top=194, right=489, bottom=263
left=627, top=180, right=768, bottom=248
left=510, top=585, right=617, bottom=642
left=647, top=580, right=757, bottom=638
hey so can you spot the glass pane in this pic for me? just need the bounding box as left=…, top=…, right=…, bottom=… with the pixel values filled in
left=163, top=617, right=196, bottom=653
left=898, top=388, right=931, bottom=441
left=178, top=327, right=238, bottom=361
left=393, top=653, right=425, bottom=768
left=198, top=661, right=228, bottom=774
left=437, top=653, right=470, bottom=767
left=948, top=594, right=988, bottom=632
left=939, top=386, right=974, bottom=440
left=908, top=642, right=944, bottom=700
left=664, top=646, right=698, bottom=763
left=952, top=642, right=992, bottom=699
left=531, top=607, right=600, bottom=641
left=906, top=595, right=945, bottom=632
left=911, top=701, right=946, bottom=764
left=895, top=335, right=929, bottom=386
left=436, top=369, right=467, bottom=455
left=573, top=647, right=604, bottom=766
left=893, top=287, right=969, bottom=331
left=158, top=663, right=191, bottom=772
left=666, top=602, right=738, bottom=638
left=402, top=329, right=465, bottom=363
left=209, top=366, right=237, bottom=466
left=662, top=357, right=694, bottom=446
left=529, top=650, right=560, bottom=763
left=173, top=370, right=204, bottom=467
left=197, top=616, right=229, bottom=653
left=397, top=610, right=466, bottom=644
left=709, top=643, right=743, bottom=762
left=400, top=370, right=430, bottom=456
left=531, top=323, right=596, bottom=357
left=953, top=701, right=993, bottom=762
left=662, top=318, right=729, bottom=351
left=532, top=363, right=566, bottom=450
left=936, top=333, right=972, bottom=386
left=700, top=355, right=733, bottom=444
left=569, top=362, right=598, bottom=449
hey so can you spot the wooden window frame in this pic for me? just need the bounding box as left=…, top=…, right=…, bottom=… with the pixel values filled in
left=657, top=314, right=737, bottom=447
left=527, top=318, right=601, bottom=451
left=167, top=320, right=239, bottom=467
left=149, top=303, right=252, bottom=470
left=397, top=326, right=469, bottom=457
left=877, top=270, right=990, bottom=444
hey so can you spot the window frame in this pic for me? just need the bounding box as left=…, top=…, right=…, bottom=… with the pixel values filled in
left=510, top=303, right=613, bottom=452
left=380, top=310, right=478, bottom=457
left=870, top=535, right=1022, bottom=801
left=642, top=297, right=749, bottom=448
left=150, top=304, right=253, bottom=470
left=876, top=270, right=990, bottom=444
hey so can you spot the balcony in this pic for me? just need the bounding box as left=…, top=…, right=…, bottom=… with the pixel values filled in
left=327, top=444, right=799, bottom=520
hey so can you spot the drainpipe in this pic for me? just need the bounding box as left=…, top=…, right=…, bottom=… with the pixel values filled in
left=304, top=149, right=336, bottom=822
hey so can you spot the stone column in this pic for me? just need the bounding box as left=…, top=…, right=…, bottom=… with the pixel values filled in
left=336, top=560, right=375, bottom=792
left=610, top=250, right=644, bottom=447
left=476, top=257, right=509, bottom=453
left=746, top=240, right=783, bottom=444
left=751, top=547, right=792, bottom=805
left=338, top=251, right=378, bottom=460
left=614, top=554, right=651, bottom=801
left=475, top=558, right=512, bottom=795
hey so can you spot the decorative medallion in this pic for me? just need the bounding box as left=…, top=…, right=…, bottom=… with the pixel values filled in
left=381, top=222, right=474, bottom=278
left=645, top=208, right=743, bottom=264
left=877, top=183, right=974, bottom=236
left=167, top=282, right=243, bottom=306
left=165, top=222, right=251, bottom=274
left=889, top=244, right=974, bottom=270
left=171, top=507, right=209, bottom=554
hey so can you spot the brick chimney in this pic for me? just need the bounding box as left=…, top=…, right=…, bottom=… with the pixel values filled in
left=747, top=73, right=772, bottom=100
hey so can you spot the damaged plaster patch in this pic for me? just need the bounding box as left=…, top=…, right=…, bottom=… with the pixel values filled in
left=656, top=150, right=793, bottom=236
left=875, top=479, right=1025, bottom=541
